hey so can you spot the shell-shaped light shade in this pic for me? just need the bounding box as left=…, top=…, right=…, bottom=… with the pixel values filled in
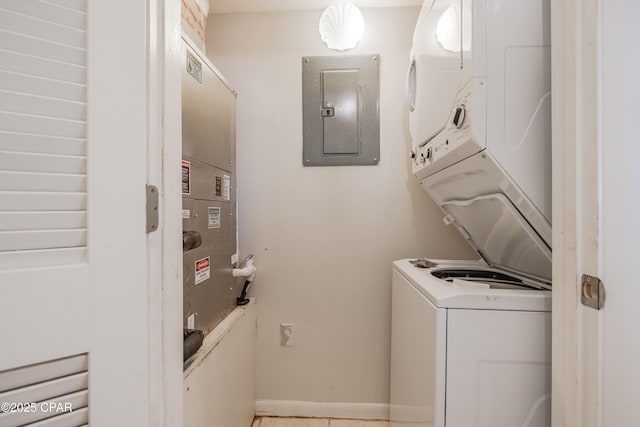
left=319, top=3, right=365, bottom=51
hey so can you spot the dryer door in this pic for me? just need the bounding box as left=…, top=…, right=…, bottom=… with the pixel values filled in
left=408, top=0, right=465, bottom=146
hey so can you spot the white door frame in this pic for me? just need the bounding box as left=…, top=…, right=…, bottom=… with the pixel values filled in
left=89, top=0, right=184, bottom=425
left=148, top=0, right=183, bottom=426
left=551, top=0, right=600, bottom=425
left=551, top=0, right=640, bottom=425
left=86, top=1, right=182, bottom=425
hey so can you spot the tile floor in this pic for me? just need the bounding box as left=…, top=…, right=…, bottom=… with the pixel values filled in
left=252, top=417, right=389, bottom=427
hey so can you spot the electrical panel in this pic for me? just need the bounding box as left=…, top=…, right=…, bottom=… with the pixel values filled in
left=302, top=55, right=380, bottom=166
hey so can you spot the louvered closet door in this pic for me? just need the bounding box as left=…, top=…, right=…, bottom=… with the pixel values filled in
left=0, top=1, right=153, bottom=426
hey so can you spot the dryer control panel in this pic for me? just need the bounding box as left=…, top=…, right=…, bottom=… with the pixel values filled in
left=412, top=79, right=487, bottom=181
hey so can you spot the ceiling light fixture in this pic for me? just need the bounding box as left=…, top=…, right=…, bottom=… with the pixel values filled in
left=319, top=2, right=365, bottom=51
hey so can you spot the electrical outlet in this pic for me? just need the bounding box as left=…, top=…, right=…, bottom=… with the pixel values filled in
left=280, top=323, right=295, bottom=347
left=187, top=313, right=196, bottom=330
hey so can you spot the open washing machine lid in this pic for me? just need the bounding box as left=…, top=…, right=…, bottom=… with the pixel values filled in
left=441, top=193, right=551, bottom=282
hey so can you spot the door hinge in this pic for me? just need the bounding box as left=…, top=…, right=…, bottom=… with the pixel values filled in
left=581, top=274, right=605, bottom=310
left=146, top=184, right=159, bottom=233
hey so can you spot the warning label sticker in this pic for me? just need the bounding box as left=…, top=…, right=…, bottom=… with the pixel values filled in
left=186, top=51, right=203, bottom=83
left=195, top=256, right=210, bottom=285
left=181, top=160, right=191, bottom=195
left=223, top=175, right=231, bottom=200
left=215, top=176, right=222, bottom=197
left=208, top=207, right=221, bottom=229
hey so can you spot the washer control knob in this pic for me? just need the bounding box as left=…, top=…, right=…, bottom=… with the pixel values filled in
left=452, top=104, right=466, bottom=128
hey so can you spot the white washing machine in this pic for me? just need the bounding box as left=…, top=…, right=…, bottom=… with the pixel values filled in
left=390, top=258, right=551, bottom=427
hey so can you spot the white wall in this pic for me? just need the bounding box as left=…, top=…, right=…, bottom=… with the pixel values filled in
left=206, top=7, right=475, bottom=417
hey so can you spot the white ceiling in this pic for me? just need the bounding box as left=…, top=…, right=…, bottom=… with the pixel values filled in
left=210, top=0, right=422, bottom=14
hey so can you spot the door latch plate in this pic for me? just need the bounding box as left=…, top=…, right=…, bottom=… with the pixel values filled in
left=581, top=274, right=605, bottom=310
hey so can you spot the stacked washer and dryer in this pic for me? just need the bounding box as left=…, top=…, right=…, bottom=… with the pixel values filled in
left=390, top=0, right=552, bottom=426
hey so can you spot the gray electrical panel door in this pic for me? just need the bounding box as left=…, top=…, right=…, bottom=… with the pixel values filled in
left=182, top=37, right=238, bottom=335
left=303, top=55, right=380, bottom=166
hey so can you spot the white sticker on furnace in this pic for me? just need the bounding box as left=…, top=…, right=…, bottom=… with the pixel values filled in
left=208, top=207, right=221, bottom=229
left=194, top=256, right=210, bottom=285
left=222, top=175, right=231, bottom=201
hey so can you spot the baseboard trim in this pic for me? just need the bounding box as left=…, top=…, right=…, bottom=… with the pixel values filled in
left=255, top=400, right=389, bottom=420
